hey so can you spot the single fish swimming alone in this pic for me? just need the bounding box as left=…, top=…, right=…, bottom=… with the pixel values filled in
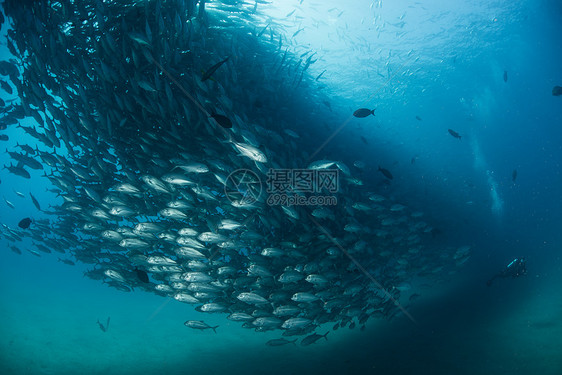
left=201, top=57, right=229, bottom=82
left=29, top=192, right=41, bottom=211
left=135, top=267, right=149, bottom=283
left=18, top=217, right=32, bottom=229
left=512, top=169, right=517, bottom=182
left=4, top=163, right=31, bottom=179
left=301, top=331, right=329, bottom=346
left=58, top=258, right=75, bottom=266
left=266, top=338, right=297, bottom=346
left=184, top=320, right=219, bottom=333
left=552, top=86, right=562, bottom=96
left=257, top=23, right=269, bottom=37
left=315, top=69, right=326, bottom=81
left=503, top=70, right=508, bottom=82
left=0, top=79, right=12, bottom=95
left=378, top=166, right=393, bottom=180
left=4, top=196, right=15, bottom=208
left=97, top=317, right=110, bottom=332
left=448, top=129, right=462, bottom=139
left=292, top=27, right=304, bottom=38
left=210, top=113, right=232, bottom=129
left=353, top=108, right=376, bottom=118
left=230, top=140, right=267, bottom=163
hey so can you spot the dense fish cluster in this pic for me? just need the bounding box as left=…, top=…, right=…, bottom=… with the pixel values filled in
left=0, top=0, right=470, bottom=341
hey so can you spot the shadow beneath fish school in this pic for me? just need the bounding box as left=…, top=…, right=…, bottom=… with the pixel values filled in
left=318, top=273, right=550, bottom=375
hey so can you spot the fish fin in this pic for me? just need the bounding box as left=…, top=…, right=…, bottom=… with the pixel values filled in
left=220, top=132, right=234, bottom=144
left=323, top=331, right=329, bottom=340
left=200, top=70, right=213, bottom=82
left=212, top=325, right=219, bottom=333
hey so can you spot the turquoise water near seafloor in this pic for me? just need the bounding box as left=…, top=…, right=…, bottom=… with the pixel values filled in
left=1, top=0, right=562, bottom=374
left=2, top=249, right=562, bottom=374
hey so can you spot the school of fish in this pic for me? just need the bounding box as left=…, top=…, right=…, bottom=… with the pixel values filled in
left=0, top=0, right=471, bottom=344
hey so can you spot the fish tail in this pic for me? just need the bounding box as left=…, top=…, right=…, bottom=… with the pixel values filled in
left=212, top=325, right=219, bottom=333
left=323, top=331, right=329, bottom=340
left=223, top=132, right=234, bottom=145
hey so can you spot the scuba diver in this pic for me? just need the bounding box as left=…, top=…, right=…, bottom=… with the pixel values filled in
left=486, top=258, right=527, bottom=286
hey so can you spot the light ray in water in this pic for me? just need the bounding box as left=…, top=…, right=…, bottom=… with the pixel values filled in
left=487, top=170, right=504, bottom=216
left=145, top=297, right=174, bottom=324
left=471, top=138, right=504, bottom=218
left=308, top=213, right=418, bottom=325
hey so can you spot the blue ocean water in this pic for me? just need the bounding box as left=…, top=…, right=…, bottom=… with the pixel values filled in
left=1, top=0, right=561, bottom=374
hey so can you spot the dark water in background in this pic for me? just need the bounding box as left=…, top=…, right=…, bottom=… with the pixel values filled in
left=1, top=0, right=561, bottom=374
